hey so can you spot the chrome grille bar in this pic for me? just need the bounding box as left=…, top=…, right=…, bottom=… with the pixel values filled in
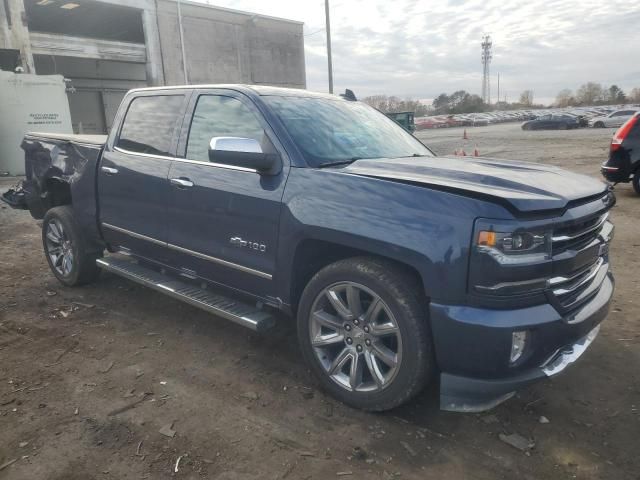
left=552, top=213, right=609, bottom=243
left=549, top=257, right=604, bottom=296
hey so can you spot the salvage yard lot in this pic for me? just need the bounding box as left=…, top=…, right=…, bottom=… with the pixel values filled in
left=1, top=123, right=638, bottom=479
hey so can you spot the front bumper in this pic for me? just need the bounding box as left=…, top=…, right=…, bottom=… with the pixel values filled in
left=431, top=272, right=613, bottom=412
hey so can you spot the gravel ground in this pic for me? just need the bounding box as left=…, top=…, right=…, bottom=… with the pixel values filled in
left=1, top=123, right=638, bottom=479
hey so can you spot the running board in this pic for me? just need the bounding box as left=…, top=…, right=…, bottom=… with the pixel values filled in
left=96, top=257, right=275, bottom=332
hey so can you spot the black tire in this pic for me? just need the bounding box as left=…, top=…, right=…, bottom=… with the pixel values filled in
left=42, top=206, right=102, bottom=286
left=594, top=121, right=605, bottom=128
left=297, top=257, right=434, bottom=411
left=633, top=171, right=640, bottom=195
left=521, top=124, right=530, bottom=131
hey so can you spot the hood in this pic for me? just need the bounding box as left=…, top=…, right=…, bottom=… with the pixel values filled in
left=341, top=156, right=608, bottom=213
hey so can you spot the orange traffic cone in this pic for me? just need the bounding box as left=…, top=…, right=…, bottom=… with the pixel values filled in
left=463, top=129, right=468, bottom=140
left=473, top=146, right=480, bottom=156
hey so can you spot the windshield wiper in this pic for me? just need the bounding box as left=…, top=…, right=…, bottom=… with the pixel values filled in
left=317, top=157, right=362, bottom=168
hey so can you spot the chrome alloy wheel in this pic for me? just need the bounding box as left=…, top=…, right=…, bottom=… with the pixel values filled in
left=309, top=282, right=402, bottom=392
left=45, top=219, right=74, bottom=276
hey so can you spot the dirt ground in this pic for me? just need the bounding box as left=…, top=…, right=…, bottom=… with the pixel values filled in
left=1, top=123, right=638, bottom=479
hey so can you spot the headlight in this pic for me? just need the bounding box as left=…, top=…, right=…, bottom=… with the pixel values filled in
left=470, top=220, right=553, bottom=297
left=476, top=229, right=551, bottom=264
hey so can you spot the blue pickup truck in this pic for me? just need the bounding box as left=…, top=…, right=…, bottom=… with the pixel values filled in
left=2, top=85, right=615, bottom=412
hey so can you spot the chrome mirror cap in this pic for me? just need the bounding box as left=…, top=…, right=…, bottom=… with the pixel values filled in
left=209, top=137, right=262, bottom=154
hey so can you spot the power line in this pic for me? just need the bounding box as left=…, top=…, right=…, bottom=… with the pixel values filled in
left=304, top=28, right=325, bottom=37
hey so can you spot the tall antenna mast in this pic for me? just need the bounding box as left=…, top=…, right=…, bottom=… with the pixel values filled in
left=481, top=35, right=492, bottom=104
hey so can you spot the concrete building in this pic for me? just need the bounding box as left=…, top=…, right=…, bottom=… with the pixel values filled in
left=0, top=0, right=305, bottom=133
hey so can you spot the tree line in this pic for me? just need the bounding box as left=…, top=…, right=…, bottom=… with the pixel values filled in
left=361, top=95, right=431, bottom=116
left=364, top=90, right=540, bottom=116
left=555, top=83, right=640, bottom=107
left=363, top=82, right=640, bottom=116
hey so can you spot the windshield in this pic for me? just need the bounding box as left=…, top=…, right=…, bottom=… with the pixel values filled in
left=263, top=96, right=433, bottom=167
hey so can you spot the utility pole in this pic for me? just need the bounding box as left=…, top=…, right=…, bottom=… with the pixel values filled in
left=481, top=35, right=492, bottom=104
left=325, top=0, right=334, bottom=93
left=177, top=0, right=189, bottom=84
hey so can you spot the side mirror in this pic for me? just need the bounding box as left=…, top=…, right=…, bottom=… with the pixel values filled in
left=208, top=137, right=280, bottom=174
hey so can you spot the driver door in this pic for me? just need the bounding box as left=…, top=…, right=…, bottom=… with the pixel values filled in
left=165, top=89, right=289, bottom=298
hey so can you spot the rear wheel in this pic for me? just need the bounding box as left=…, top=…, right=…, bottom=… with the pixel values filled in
left=633, top=171, right=640, bottom=195
left=594, top=121, right=605, bottom=128
left=297, top=257, right=433, bottom=411
left=42, top=206, right=102, bottom=286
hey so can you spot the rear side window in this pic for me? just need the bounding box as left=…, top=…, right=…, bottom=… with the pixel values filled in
left=117, top=95, right=184, bottom=156
left=186, top=95, right=265, bottom=161
left=629, top=115, right=640, bottom=140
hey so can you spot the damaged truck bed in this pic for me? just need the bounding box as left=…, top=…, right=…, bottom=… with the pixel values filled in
left=2, top=133, right=106, bottom=230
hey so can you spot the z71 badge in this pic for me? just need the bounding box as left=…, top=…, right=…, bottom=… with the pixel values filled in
left=230, top=236, right=266, bottom=253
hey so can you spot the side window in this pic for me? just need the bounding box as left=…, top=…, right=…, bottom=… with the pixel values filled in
left=186, top=95, right=266, bottom=161
left=628, top=116, right=640, bottom=140
left=117, top=95, right=184, bottom=156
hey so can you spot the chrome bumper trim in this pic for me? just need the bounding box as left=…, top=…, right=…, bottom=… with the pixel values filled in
left=542, top=324, right=600, bottom=377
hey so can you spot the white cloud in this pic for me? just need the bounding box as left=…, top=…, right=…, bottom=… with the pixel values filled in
left=195, top=0, right=640, bottom=104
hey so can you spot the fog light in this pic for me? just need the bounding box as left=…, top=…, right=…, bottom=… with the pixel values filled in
left=510, top=331, right=528, bottom=364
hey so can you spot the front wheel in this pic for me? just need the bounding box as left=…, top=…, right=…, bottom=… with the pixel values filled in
left=594, top=121, right=605, bottom=128
left=297, top=257, right=434, bottom=411
left=633, top=171, right=640, bottom=195
left=42, top=206, right=102, bottom=286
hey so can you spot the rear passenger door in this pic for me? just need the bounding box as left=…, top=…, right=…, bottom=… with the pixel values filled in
left=165, top=89, right=289, bottom=299
left=98, top=92, right=189, bottom=262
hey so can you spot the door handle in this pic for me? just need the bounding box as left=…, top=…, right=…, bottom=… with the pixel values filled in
left=170, top=178, right=194, bottom=188
left=101, top=166, right=118, bottom=175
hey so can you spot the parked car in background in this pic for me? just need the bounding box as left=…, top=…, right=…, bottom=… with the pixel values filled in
left=386, top=111, right=416, bottom=133
left=521, top=114, right=580, bottom=130
left=590, top=109, right=639, bottom=128
left=566, top=112, right=589, bottom=127
left=601, top=112, right=640, bottom=194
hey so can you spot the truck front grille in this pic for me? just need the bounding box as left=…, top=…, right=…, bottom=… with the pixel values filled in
left=549, top=209, right=612, bottom=314
left=549, top=257, right=605, bottom=311
left=551, top=212, right=608, bottom=255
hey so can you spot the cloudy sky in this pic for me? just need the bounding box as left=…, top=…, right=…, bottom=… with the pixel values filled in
left=198, top=0, right=640, bottom=105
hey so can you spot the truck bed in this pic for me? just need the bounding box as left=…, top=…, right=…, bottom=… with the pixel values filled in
left=1, top=132, right=106, bottom=247
left=26, top=132, right=107, bottom=146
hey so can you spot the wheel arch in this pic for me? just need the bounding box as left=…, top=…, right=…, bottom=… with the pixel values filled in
left=286, top=237, right=429, bottom=314
left=27, top=174, right=72, bottom=219
left=44, top=176, right=72, bottom=207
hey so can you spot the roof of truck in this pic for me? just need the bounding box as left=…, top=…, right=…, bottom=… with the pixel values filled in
left=128, top=84, right=342, bottom=100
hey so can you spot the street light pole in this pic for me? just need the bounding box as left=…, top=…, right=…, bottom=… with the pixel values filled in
left=325, top=0, right=333, bottom=93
